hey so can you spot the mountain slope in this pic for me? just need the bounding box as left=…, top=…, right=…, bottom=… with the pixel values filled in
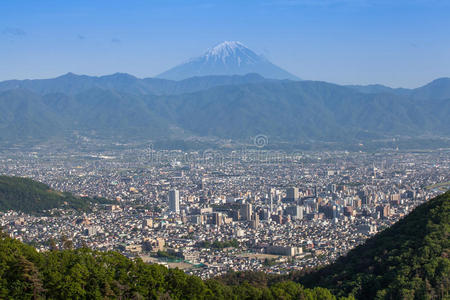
left=411, top=77, right=450, bottom=100
left=143, top=73, right=269, bottom=95
left=347, top=77, right=450, bottom=101
left=0, top=76, right=449, bottom=146
left=0, top=176, right=111, bottom=213
left=346, top=84, right=410, bottom=96
left=157, top=41, right=299, bottom=80
left=44, top=88, right=172, bottom=138
left=0, top=89, right=63, bottom=142
left=0, top=73, right=149, bottom=96
left=296, top=191, right=450, bottom=299
left=153, top=80, right=447, bottom=141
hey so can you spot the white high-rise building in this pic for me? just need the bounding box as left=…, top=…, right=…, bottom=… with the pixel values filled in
left=169, top=189, right=180, bottom=213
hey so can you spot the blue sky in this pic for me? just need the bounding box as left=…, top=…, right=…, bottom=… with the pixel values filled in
left=1, top=0, right=449, bottom=87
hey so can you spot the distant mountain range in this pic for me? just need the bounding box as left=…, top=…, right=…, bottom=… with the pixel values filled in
left=0, top=72, right=269, bottom=96
left=347, top=77, right=450, bottom=100
left=0, top=71, right=449, bottom=147
left=157, top=41, right=299, bottom=80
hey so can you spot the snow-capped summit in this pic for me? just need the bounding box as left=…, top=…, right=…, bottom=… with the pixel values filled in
left=203, top=41, right=260, bottom=66
left=207, top=41, right=245, bottom=56
left=157, top=41, right=299, bottom=80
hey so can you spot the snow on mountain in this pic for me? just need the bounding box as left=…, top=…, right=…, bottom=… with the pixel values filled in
left=157, top=41, right=299, bottom=81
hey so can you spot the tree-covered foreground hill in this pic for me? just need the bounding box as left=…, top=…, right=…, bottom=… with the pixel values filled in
left=295, top=191, right=450, bottom=299
left=0, top=232, right=351, bottom=299
left=0, top=175, right=112, bottom=214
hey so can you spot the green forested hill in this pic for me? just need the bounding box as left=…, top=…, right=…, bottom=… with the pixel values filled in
left=0, top=232, right=350, bottom=300
left=0, top=176, right=111, bottom=213
left=296, top=191, right=450, bottom=299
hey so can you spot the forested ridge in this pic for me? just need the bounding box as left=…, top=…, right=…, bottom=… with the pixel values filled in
left=0, top=175, right=112, bottom=213
left=0, top=231, right=351, bottom=299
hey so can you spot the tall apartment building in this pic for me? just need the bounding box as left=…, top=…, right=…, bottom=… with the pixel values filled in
left=169, top=189, right=180, bottom=213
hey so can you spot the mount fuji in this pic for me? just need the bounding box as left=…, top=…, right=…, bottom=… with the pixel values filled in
left=157, top=41, right=300, bottom=80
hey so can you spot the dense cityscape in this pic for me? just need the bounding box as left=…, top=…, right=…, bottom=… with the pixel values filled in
left=1, top=141, right=449, bottom=279
left=1, top=1, right=450, bottom=298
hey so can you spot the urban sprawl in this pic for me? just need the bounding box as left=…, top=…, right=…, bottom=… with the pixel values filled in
left=1, top=142, right=449, bottom=279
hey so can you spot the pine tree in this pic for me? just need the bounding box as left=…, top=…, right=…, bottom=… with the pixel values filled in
left=16, top=255, right=45, bottom=300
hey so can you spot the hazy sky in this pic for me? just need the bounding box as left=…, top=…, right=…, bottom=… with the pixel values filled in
left=1, top=0, right=449, bottom=87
